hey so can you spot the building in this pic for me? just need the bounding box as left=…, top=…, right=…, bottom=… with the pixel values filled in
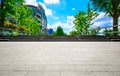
left=26, top=3, right=47, bottom=35
left=46, top=28, right=54, bottom=34
left=38, top=3, right=47, bottom=35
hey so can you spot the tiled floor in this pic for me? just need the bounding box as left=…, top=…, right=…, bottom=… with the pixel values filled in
left=0, top=42, right=120, bottom=76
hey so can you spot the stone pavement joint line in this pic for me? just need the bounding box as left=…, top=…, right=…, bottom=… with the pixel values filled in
left=0, top=71, right=120, bottom=76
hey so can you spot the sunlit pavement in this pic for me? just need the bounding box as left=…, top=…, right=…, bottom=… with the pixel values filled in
left=0, top=42, right=120, bottom=76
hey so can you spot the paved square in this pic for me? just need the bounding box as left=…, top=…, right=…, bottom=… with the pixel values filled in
left=0, top=42, right=120, bottom=76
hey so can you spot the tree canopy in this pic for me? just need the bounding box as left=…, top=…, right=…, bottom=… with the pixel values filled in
left=0, top=0, right=24, bottom=28
left=54, top=26, right=66, bottom=36
left=0, top=0, right=41, bottom=36
left=73, top=3, right=98, bottom=35
left=90, top=0, right=120, bottom=36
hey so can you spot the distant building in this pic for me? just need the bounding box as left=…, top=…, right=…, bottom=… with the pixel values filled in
left=38, top=3, right=47, bottom=35
left=26, top=4, right=47, bottom=35
left=46, top=28, right=54, bottom=34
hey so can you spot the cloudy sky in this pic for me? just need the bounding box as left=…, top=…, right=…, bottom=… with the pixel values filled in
left=25, top=0, right=120, bottom=34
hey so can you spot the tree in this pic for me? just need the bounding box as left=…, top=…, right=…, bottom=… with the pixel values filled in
left=103, top=28, right=113, bottom=36
left=73, top=11, right=86, bottom=35
left=0, top=0, right=24, bottom=28
left=90, top=0, right=120, bottom=36
left=0, top=0, right=41, bottom=36
left=29, top=17, right=41, bottom=36
left=16, top=5, right=41, bottom=36
left=73, top=2, right=98, bottom=35
left=54, top=26, right=66, bottom=36
left=86, top=3, right=99, bottom=35
left=4, top=21, right=16, bottom=29
left=14, top=4, right=33, bottom=27
left=69, top=30, right=78, bottom=36
left=89, top=27, right=101, bottom=35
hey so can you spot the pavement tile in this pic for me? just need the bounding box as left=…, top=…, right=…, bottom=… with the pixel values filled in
left=26, top=71, right=42, bottom=76
left=93, top=72, right=120, bottom=76
left=0, top=71, right=27, bottom=76
left=42, top=71, right=60, bottom=76
left=61, top=72, right=94, bottom=76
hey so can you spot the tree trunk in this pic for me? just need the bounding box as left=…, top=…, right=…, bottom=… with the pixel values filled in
left=113, top=16, right=118, bottom=36
left=112, top=1, right=119, bottom=36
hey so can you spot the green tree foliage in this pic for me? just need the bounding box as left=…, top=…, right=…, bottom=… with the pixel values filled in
left=69, top=30, right=78, bottom=36
left=73, top=11, right=86, bottom=35
left=29, top=17, right=41, bottom=36
left=4, top=21, right=16, bottom=29
left=14, top=4, right=41, bottom=36
left=54, top=26, right=66, bottom=36
left=86, top=3, right=99, bottom=34
left=73, top=2, right=98, bottom=35
left=0, top=0, right=41, bottom=36
left=89, top=27, right=101, bottom=35
left=103, top=28, right=113, bottom=36
left=90, top=0, right=120, bottom=36
left=14, top=4, right=32, bottom=26
left=0, top=0, right=24, bottom=28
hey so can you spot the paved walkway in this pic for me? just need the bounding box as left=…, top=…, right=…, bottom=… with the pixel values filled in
left=0, top=42, right=120, bottom=76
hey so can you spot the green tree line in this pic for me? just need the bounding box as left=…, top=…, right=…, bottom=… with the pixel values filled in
left=90, top=0, right=120, bottom=36
left=70, top=0, right=120, bottom=36
left=70, top=2, right=99, bottom=36
left=0, top=0, right=41, bottom=36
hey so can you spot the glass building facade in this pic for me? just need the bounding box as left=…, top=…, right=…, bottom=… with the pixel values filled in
left=38, top=4, right=47, bottom=35
left=26, top=4, right=47, bottom=35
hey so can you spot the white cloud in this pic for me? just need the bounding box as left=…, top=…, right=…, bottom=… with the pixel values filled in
left=119, top=17, right=120, bottom=24
left=48, top=16, right=75, bottom=34
left=25, top=0, right=53, bottom=16
left=67, top=16, right=75, bottom=27
left=44, top=0, right=60, bottom=4
left=92, top=12, right=120, bottom=28
left=93, top=12, right=105, bottom=21
left=92, top=20, right=112, bottom=28
left=92, top=12, right=113, bottom=28
left=39, top=2, right=53, bottom=16
left=24, top=0, right=38, bottom=6
left=72, top=8, right=76, bottom=11
left=91, top=12, right=120, bottom=35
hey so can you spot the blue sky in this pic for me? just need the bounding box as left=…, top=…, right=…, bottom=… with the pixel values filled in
left=25, top=0, right=120, bottom=34
left=42, top=0, right=91, bottom=24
